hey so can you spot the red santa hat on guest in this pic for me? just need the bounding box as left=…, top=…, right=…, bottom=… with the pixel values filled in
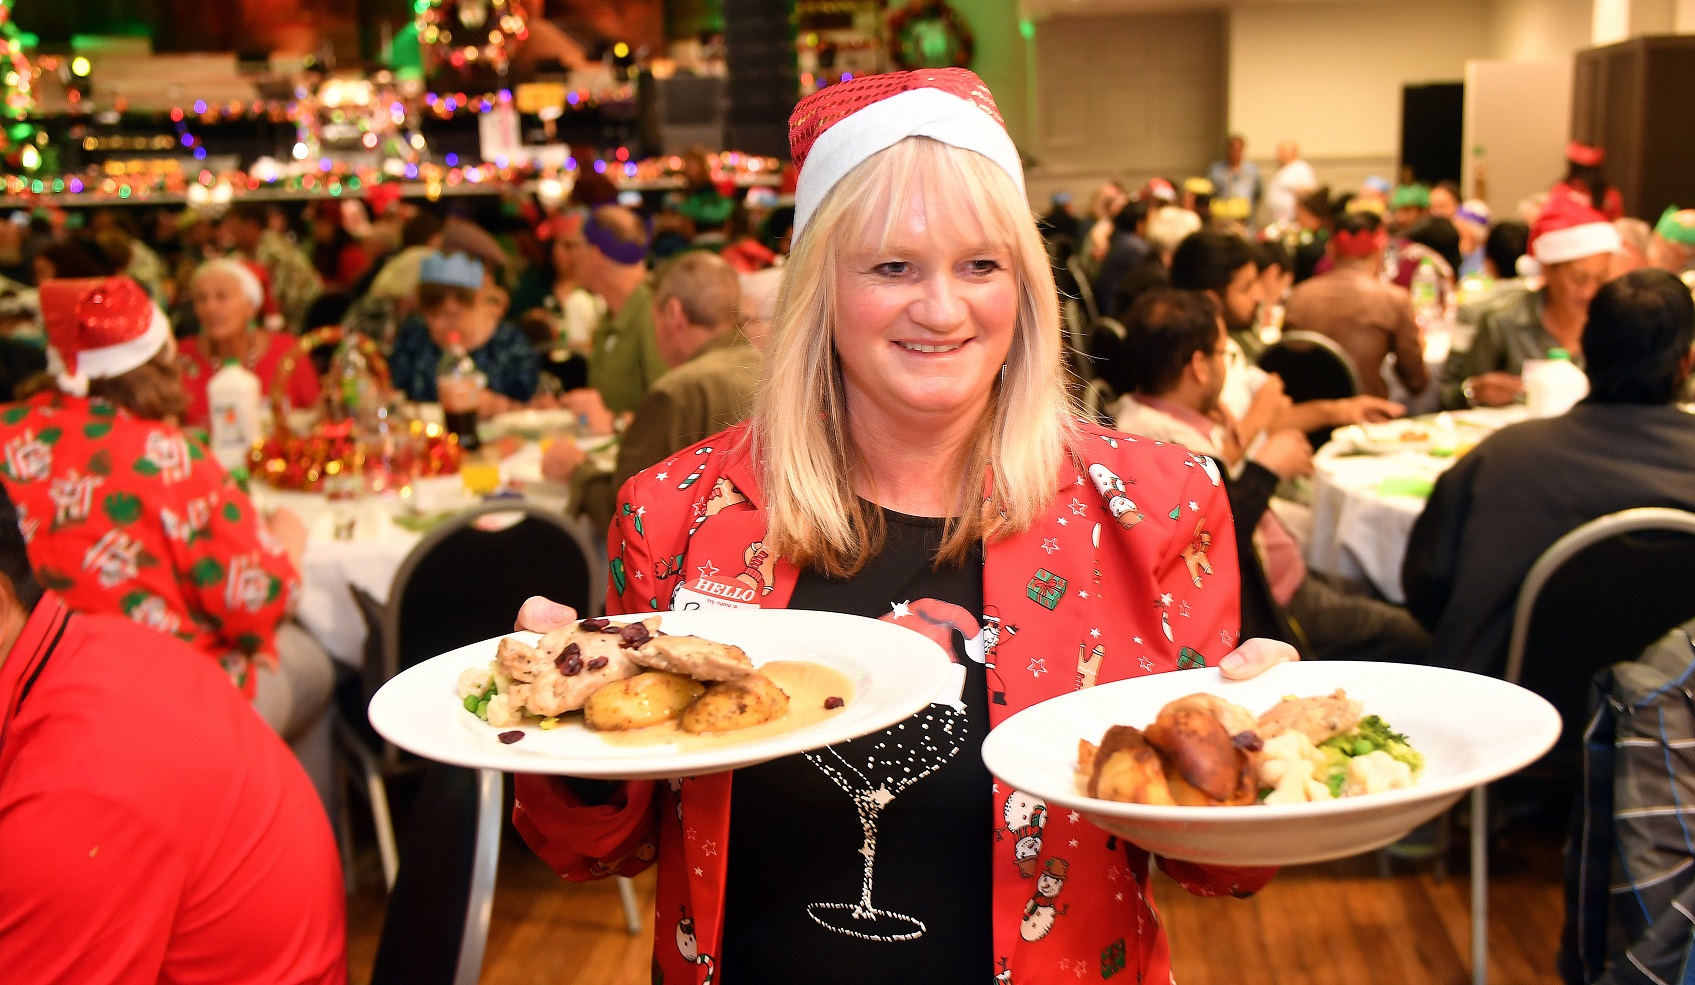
left=1517, top=196, right=1621, bottom=278
left=788, top=68, right=1023, bottom=240
left=39, top=277, right=171, bottom=398
left=1565, top=141, right=1606, bottom=168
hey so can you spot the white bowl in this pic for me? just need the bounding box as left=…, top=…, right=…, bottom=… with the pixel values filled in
left=980, top=661, right=1560, bottom=866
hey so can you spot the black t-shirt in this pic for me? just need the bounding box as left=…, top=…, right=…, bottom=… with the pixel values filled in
left=720, top=508, right=991, bottom=985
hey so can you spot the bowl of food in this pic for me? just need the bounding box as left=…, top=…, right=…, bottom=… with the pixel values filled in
left=979, top=661, right=1559, bottom=866
left=368, top=609, right=957, bottom=779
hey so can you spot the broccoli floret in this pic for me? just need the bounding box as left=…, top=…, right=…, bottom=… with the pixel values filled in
left=1357, top=715, right=1423, bottom=772
left=1325, top=769, right=1346, bottom=798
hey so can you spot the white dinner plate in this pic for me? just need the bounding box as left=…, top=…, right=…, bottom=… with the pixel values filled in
left=482, top=408, right=579, bottom=442
left=369, top=609, right=956, bottom=779
left=980, top=661, right=1560, bottom=866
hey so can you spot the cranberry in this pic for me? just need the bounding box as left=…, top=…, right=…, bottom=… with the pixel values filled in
left=498, top=730, right=524, bottom=744
left=1231, top=731, right=1263, bottom=753
left=586, top=656, right=609, bottom=671
left=579, top=617, right=609, bottom=632
left=618, top=622, right=652, bottom=649
left=554, top=642, right=582, bottom=673
left=823, top=696, right=845, bottom=710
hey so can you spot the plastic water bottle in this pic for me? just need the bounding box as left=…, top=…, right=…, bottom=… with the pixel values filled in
left=1523, top=348, right=1589, bottom=418
left=207, top=359, right=262, bottom=472
left=436, top=331, right=486, bottom=451
left=1410, top=258, right=1442, bottom=327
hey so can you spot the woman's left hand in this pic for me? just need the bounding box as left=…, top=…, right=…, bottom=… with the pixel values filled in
left=1217, top=637, right=1299, bottom=680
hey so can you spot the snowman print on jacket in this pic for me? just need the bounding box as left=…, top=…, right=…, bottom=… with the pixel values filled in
left=999, top=789, right=1047, bottom=878
left=1088, top=464, right=1144, bottom=530
left=1019, top=857, right=1071, bottom=942
left=673, top=912, right=716, bottom=984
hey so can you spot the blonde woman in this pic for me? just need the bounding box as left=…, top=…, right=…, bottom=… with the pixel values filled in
left=511, top=70, right=1293, bottom=985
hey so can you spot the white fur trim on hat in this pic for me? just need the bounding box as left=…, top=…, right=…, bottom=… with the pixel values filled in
left=52, top=304, right=171, bottom=397
left=192, top=258, right=264, bottom=310
left=1532, top=221, right=1621, bottom=265
left=793, top=87, right=1025, bottom=240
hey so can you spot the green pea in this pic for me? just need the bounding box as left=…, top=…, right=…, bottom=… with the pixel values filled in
left=1353, top=738, right=1375, bottom=757
left=463, top=694, right=480, bottom=714
left=476, top=696, right=492, bottom=720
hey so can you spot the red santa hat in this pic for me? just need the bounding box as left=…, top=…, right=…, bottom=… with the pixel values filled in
left=788, top=68, right=1023, bottom=240
left=1518, top=196, right=1620, bottom=277
left=1566, top=141, right=1606, bottom=168
left=39, top=277, right=171, bottom=398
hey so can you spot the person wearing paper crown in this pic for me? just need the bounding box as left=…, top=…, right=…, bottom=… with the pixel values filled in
left=0, top=276, right=324, bottom=731
left=386, top=250, right=539, bottom=411
left=1437, top=196, right=1620, bottom=409
left=1649, top=205, right=1695, bottom=286
left=507, top=69, right=1297, bottom=985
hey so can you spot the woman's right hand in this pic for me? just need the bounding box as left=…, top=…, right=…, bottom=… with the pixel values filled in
left=516, top=595, right=581, bottom=633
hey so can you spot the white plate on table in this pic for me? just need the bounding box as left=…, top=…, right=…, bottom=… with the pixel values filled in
left=979, top=661, right=1560, bottom=866
left=483, top=408, right=579, bottom=442
left=369, top=609, right=955, bottom=779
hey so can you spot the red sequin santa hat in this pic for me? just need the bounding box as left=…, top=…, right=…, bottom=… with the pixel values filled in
left=788, top=68, right=1023, bottom=240
left=1518, top=195, right=1621, bottom=278
left=39, top=277, right=171, bottom=398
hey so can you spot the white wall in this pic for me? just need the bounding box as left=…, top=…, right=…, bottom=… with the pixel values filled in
left=1227, top=0, right=1492, bottom=163
left=1487, top=0, right=1595, bottom=60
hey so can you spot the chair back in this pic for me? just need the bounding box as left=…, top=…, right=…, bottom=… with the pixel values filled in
left=1507, top=508, right=1695, bottom=754
left=1066, top=255, right=1101, bottom=326
left=1256, top=330, right=1362, bottom=446
left=386, top=500, right=602, bottom=681
left=367, top=765, right=502, bottom=985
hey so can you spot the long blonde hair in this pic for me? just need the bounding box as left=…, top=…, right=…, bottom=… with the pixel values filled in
left=753, top=136, right=1078, bottom=577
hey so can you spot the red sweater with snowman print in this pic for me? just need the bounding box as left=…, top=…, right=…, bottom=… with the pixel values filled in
left=514, top=420, right=1272, bottom=985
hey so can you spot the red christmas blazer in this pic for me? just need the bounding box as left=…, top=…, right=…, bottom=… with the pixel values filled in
left=514, top=420, right=1272, bottom=985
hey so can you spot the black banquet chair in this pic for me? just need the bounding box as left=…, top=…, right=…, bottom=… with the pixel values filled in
left=335, top=499, right=639, bottom=934
left=367, top=764, right=502, bottom=985
left=1465, top=507, right=1695, bottom=985
left=1256, top=330, right=1362, bottom=447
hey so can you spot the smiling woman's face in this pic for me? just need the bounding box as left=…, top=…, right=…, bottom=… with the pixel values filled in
left=832, top=182, right=1018, bottom=431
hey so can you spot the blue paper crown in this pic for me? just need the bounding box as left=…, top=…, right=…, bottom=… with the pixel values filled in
left=419, top=251, right=485, bottom=290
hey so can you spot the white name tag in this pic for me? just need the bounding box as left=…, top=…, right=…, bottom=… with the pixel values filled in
left=672, top=577, right=760, bottom=612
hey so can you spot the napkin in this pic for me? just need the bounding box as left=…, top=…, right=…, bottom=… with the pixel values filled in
left=1376, top=476, right=1434, bottom=499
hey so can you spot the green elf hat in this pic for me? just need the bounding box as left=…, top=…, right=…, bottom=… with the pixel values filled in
left=1390, top=183, right=1431, bottom=210
left=1653, top=205, right=1695, bottom=247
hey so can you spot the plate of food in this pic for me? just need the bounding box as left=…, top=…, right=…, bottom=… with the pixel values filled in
left=979, top=661, right=1559, bottom=866
left=482, top=408, right=580, bottom=442
left=1332, top=418, right=1441, bottom=455
left=368, top=609, right=957, bottom=779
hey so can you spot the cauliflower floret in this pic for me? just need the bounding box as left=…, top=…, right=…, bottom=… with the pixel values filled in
left=485, top=692, right=524, bottom=728
left=456, top=666, right=493, bottom=699
left=1258, top=731, right=1332, bottom=804
left=1344, top=750, right=1414, bottom=797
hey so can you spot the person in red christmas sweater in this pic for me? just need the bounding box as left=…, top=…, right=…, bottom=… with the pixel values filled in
left=0, top=276, right=314, bottom=714
left=510, top=69, right=1297, bottom=985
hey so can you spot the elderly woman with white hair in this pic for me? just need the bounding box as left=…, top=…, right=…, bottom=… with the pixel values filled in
left=176, top=257, right=320, bottom=427
left=510, top=72, right=1297, bottom=984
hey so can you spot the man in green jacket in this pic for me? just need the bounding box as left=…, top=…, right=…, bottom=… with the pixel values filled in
left=546, top=251, right=762, bottom=534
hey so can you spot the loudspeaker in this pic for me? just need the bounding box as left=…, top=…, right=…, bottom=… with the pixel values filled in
left=723, top=0, right=798, bottom=159
left=638, top=74, right=726, bottom=157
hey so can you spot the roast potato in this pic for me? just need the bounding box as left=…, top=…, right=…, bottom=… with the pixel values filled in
left=1145, top=704, right=1256, bottom=805
left=679, top=673, right=790, bottom=734
left=583, top=672, right=705, bottom=731
left=1086, top=726, right=1176, bottom=805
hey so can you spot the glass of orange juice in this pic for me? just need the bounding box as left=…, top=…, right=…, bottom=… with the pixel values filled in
left=460, top=455, right=502, bottom=497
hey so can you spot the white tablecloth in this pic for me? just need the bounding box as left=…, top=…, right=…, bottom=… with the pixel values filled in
left=1306, top=407, right=1526, bottom=602
left=253, top=438, right=585, bottom=666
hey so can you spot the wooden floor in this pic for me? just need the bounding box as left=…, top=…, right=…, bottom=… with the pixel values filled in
left=347, top=826, right=1565, bottom=985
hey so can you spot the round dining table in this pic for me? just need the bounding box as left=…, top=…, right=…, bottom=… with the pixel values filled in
left=252, top=423, right=609, bottom=666
left=1305, top=406, right=1529, bottom=603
